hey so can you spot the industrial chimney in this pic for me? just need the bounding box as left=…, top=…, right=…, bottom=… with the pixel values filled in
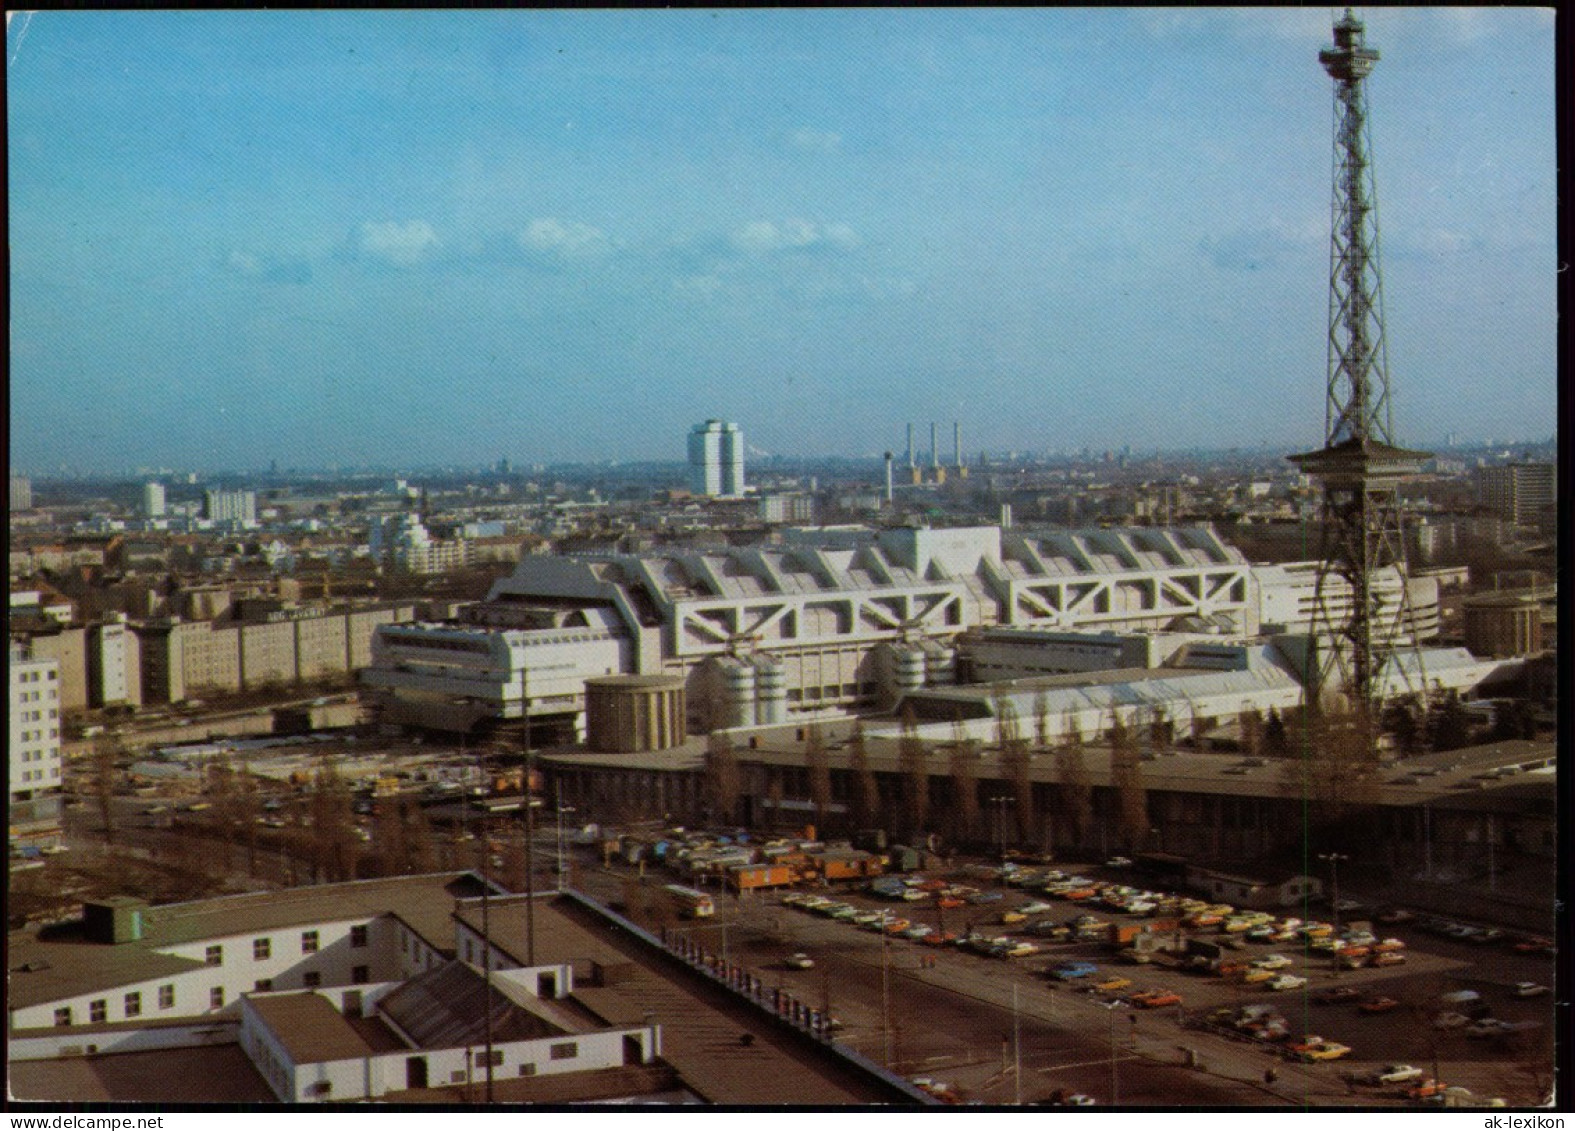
left=883, top=451, right=895, bottom=505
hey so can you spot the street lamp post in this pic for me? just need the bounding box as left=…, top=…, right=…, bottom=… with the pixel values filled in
left=555, top=783, right=575, bottom=892
left=1102, top=1000, right=1125, bottom=1106
left=1317, top=852, right=1349, bottom=976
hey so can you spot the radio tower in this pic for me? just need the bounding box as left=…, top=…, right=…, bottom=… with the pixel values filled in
left=1288, top=9, right=1430, bottom=717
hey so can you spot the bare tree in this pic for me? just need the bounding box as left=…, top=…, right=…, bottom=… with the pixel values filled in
left=1277, top=706, right=1381, bottom=826
left=1032, top=692, right=1051, bottom=751
left=947, top=735, right=980, bottom=844
left=1241, top=707, right=1265, bottom=758
left=848, top=722, right=879, bottom=832
left=805, top=724, right=832, bottom=834
left=234, top=757, right=261, bottom=875
left=93, top=737, right=119, bottom=847
left=404, top=801, right=437, bottom=873
left=1110, top=712, right=1149, bottom=851
left=1003, top=736, right=1035, bottom=852
left=373, top=796, right=408, bottom=877
left=703, top=730, right=741, bottom=827
left=898, top=708, right=929, bottom=841
left=308, top=756, right=356, bottom=883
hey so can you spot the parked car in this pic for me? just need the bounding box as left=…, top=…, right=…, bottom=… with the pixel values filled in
left=1432, top=1012, right=1471, bottom=1030
left=1051, top=961, right=1099, bottom=981
left=1371, top=1064, right=1425, bottom=1085
left=1093, top=976, right=1132, bottom=993
left=784, top=952, right=815, bottom=970
left=1511, top=982, right=1550, bottom=998
left=1465, top=1019, right=1510, bottom=1039
left=1359, top=996, right=1400, bottom=1015
left=1253, top=954, right=1293, bottom=970
left=1268, top=975, right=1308, bottom=992
left=1133, top=989, right=1182, bottom=1008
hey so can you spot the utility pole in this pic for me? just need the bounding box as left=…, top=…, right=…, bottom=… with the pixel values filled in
left=555, top=782, right=574, bottom=892
left=1012, top=982, right=1022, bottom=1106
left=521, top=660, right=535, bottom=966
left=471, top=754, right=495, bottom=1103
left=1105, top=1001, right=1122, bottom=1106
left=880, top=932, right=892, bottom=1066
left=1318, top=851, right=1350, bottom=976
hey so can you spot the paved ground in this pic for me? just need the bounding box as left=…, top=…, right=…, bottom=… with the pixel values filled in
left=585, top=855, right=1556, bottom=1108
left=8, top=1044, right=275, bottom=1104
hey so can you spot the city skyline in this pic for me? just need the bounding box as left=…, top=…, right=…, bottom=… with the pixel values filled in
left=9, top=9, right=1557, bottom=474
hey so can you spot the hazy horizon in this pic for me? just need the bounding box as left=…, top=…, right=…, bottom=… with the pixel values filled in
left=9, top=9, right=1557, bottom=475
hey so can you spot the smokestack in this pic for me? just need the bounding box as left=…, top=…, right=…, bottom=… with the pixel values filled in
left=930, top=422, right=938, bottom=469
left=954, top=422, right=962, bottom=469
left=906, top=424, right=914, bottom=469
left=883, top=452, right=894, bottom=504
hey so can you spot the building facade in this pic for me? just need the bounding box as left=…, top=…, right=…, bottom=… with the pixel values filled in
left=135, top=602, right=417, bottom=703
left=365, top=525, right=1260, bottom=734
left=687, top=420, right=745, bottom=498
left=9, top=642, right=63, bottom=850
left=143, top=482, right=167, bottom=519
left=204, top=488, right=258, bottom=526
left=10, top=475, right=34, bottom=512
left=1475, top=462, right=1555, bottom=527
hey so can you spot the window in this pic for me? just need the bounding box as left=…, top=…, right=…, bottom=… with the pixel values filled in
left=254, top=979, right=273, bottom=993
left=518, top=1063, right=537, bottom=1077
left=55, top=1008, right=72, bottom=1027
left=253, top=937, right=271, bottom=961
left=350, top=924, right=369, bottom=948
left=123, top=992, right=141, bottom=1018
left=210, top=987, right=225, bottom=1009
left=352, top=965, right=370, bottom=985
left=477, top=1049, right=503, bottom=1067
left=549, top=1042, right=578, bottom=1061
left=158, top=985, right=175, bottom=1009
left=205, top=944, right=223, bottom=966
left=90, top=1000, right=107, bottom=1024
left=303, top=972, right=321, bottom=988
left=301, top=930, right=319, bottom=954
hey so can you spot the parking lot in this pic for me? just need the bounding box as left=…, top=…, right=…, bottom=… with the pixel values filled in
left=589, top=853, right=1555, bottom=1106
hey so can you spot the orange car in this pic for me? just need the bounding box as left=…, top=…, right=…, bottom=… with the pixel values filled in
left=1133, top=990, right=1183, bottom=1009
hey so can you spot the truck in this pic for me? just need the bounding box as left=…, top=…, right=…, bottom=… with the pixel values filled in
left=729, top=862, right=800, bottom=892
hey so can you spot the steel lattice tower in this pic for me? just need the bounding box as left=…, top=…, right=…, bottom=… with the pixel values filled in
left=1288, top=9, right=1430, bottom=716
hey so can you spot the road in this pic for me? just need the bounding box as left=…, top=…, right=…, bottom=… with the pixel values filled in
left=573, top=856, right=1554, bottom=1107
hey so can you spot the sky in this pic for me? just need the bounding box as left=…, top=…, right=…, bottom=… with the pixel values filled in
left=7, top=8, right=1558, bottom=474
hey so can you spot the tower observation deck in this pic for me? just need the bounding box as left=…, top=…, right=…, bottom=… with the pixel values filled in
left=1288, top=10, right=1431, bottom=716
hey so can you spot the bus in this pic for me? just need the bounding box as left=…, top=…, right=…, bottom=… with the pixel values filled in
left=663, top=884, right=715, bottom=919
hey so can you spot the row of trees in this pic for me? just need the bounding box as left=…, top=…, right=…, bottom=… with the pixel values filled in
left=701, top=694, right=1162, bottom=854
left=700, top=682, right=1510, bottom=853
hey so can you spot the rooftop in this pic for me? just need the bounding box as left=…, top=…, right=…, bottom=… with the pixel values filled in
left=8, top=871, right=490, bottom=1010
left=245, top=991, right=379, bottom=1064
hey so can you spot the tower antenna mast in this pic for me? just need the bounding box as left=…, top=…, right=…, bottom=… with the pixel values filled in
left=1288, top=9, right=1430, bottom=719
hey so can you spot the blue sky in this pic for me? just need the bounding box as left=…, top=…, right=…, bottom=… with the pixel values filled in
left=8, top=8, right=1557, bottom=473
